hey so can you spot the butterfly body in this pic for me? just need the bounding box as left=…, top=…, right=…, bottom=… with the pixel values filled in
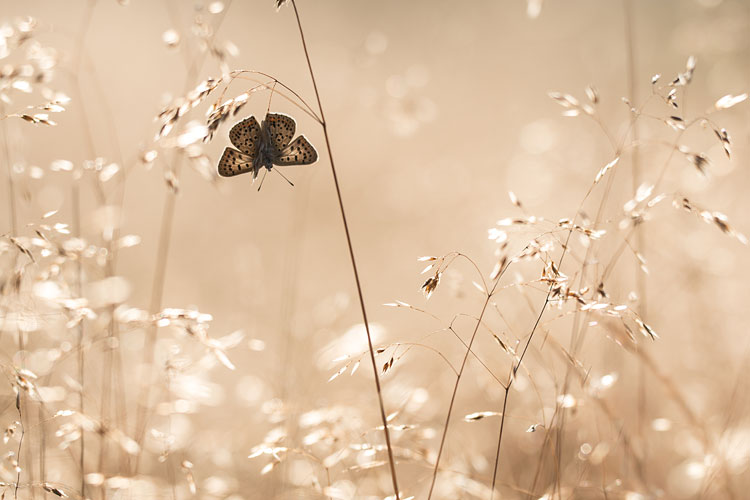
left=218, top=112, right=318, bottom=181
left=255, top=119, right=287, bottom=172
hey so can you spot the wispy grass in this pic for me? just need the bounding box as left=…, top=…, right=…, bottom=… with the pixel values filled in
left=0, top=3, right=748, bottom=500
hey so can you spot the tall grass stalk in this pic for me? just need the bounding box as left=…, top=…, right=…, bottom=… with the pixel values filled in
left=1, top=114, right=17, bottom=236
left=133, top=4, right=232, bottom=471
left=71, top=1, right=94, bottom=490
left=622, top=0, right=649, bottom=478
left=288, top=1, right=401, bottom=497
left=2, top=100, right=27, bottom=500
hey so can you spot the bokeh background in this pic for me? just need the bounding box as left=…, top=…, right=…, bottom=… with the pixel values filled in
left=1, top=0, right=749, bottom=498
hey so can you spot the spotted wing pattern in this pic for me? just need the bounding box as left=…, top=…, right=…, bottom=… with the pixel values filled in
left=264, top=113, right=296, bottom=155
left=218, top=147, right=256, bottom=177
left=229, top=116, right=261, bottom=156
left=275, top=135, right=318, bottom=166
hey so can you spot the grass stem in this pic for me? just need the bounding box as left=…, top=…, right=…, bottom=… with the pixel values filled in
left=289, top=1, right=400, bottom=497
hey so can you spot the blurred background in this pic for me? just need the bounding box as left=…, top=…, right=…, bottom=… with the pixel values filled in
left=0, top=0, right=749, bottom=498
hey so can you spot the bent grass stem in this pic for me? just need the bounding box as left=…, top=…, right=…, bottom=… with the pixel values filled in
left=289, top=1, right=400, bottom=497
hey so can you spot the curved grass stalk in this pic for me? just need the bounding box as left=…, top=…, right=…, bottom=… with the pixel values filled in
left=288, top=1, right=400, bottom=497
left=218, top=70, right=322, bottom=123
left=426, top=262, right=512, bottom=499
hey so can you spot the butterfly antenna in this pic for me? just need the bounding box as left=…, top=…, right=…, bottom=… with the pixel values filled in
left=274, top=167, right=295, bottom=187
left=257, top=169, right=268, bottom=192
left=266, top=81, right=278, bottom=114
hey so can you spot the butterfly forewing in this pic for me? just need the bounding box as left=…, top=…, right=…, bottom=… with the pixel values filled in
left=218, top=147, right=256, bottom=177
left=264, top=113, right=296, bottom=155
left=275, top=135, right=319, bottom=166
left=229, top=116, right=261, bottom=157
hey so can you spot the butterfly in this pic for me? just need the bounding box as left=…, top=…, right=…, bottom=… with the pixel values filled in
left=218, top=113, right=318, bottom=185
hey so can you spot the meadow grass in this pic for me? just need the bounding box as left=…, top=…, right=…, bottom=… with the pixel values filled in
left=0, top=2, right=748, bottom=499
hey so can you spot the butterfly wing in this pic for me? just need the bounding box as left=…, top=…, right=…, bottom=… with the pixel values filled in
left=274, top=135, right=319, bottom=166
left=264, top=113, right=296, bottom=156
left=229, top=116, right=261, bottom=157
left=218, top=147, right=257, bottom=177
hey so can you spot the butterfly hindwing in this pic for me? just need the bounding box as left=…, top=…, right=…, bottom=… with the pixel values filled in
left=229, top=116, right=261, bottom=157
left=275, top=135, right=319, bottom=166
left=218, top=147, right=256, bottom=177
left=264, top=113, right=296, bottom=155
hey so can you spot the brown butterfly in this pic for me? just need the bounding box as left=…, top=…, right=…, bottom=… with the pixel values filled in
left=218, top=113, right=318, bottom=186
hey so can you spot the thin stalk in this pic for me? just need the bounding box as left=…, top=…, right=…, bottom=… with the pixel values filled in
left=14, top=390, right=24, bottom=500
left=1, top=114, right=21, bottom=497
left=288, top=1, right=400, bottom=497
left=623, top=0, right=648, bottom=477
left=70, top=4, right=96, bottom=495
left=546, top=179, right=615, bottom=496
left=533, top=86, right=647, bottom=495
left=426, top=263, right=511, bottom=499
left=3, top=105, right=32, bottom=499
left=72, top=179, right=85, bottom=498
left=528, top=101, right=696, bottom=497
left=490, top=387, right=511, bottom=498
left=133, top=165, right=179, bottom=461
left=1, top=109, right=17, bottom=235
left=133, top=0, right=233, bottom=471
left=275, top=182, right=312, bottom=498
left=509, top=139, right=618, bottom=495
left=490, top=227, right=576, bottom=498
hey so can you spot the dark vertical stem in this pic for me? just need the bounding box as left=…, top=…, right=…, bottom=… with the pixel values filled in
left=288, top=2, right=400, bottom=497
left=490, top=387, right=511, bottom=497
